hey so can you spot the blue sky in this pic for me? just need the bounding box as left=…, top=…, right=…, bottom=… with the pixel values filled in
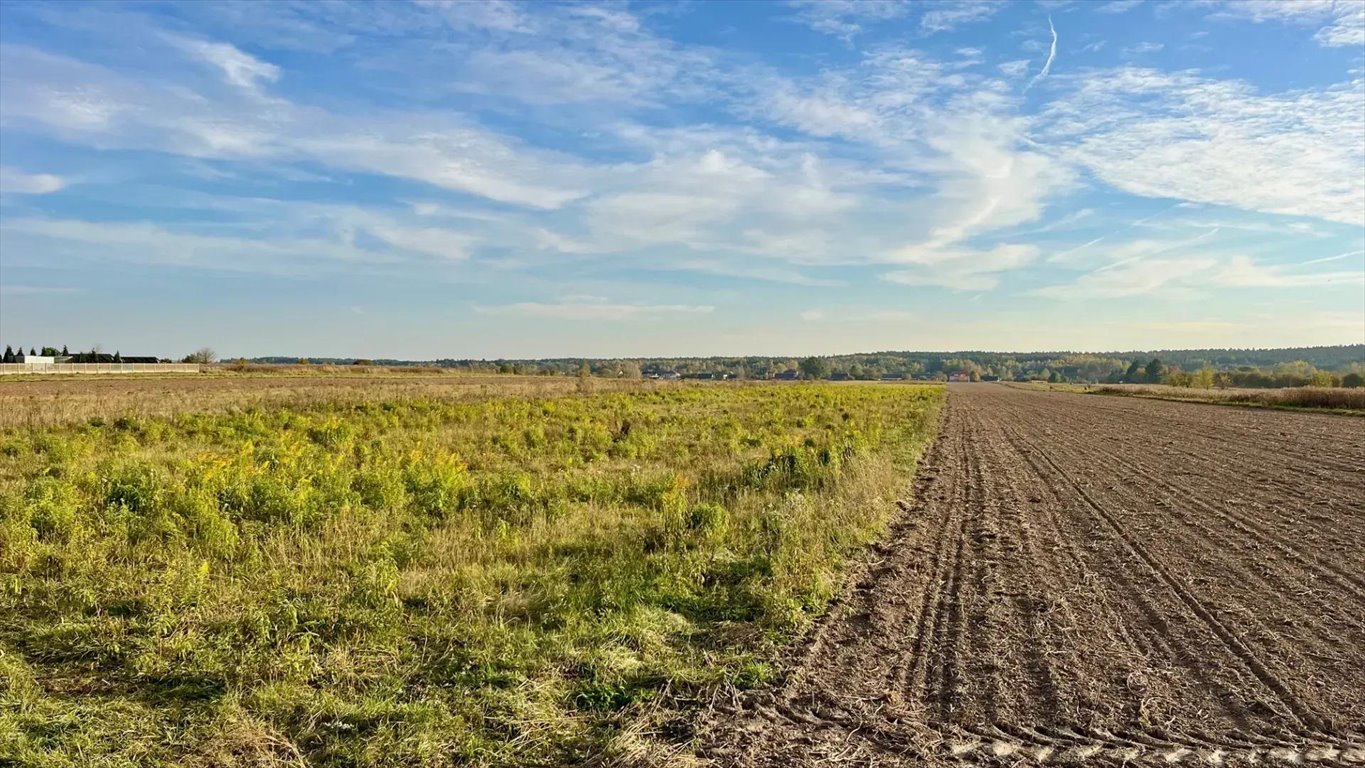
left=1, top=0, right=1362, bottom=359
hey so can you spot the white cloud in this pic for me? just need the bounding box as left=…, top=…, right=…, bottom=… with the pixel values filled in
left=1122, top=41, right=1165, bottom=54
left=534, top=228, right=597, bottom=254
left=292, top=129, right=588, bottom=210
left=1041, top=68, right=1365, bottom=226
left=0, top=167, right=67, bottom=195
left=999, top=60, right=1030, bottom=78
left=1315, top=5, right=1365, bottom=47
left=882, top=244, right=1040, bottom=290
left=0, top=203, right=482, bottom=274
left=668, top=259, right=843, bottom=287
left=1097, top=0, right=1144, bottom=13
left=473, top=301, right=715, bottom=320
left=343, top=215, right=474, bottom=262
left=1217, top=255, right=1365, bottom=288
left=920, top=1, right=1002, bottom=33
left=920, top=131, right=1074, bottom=247
left=173, top=38, right=280, bottom=91
left=787, top=0, right=910, bottom=39
left=418, top=0, right=530, bottom=32
left=1048, top=228, right=1219, bottom=266
left=759, top=81, right=881, bottom=138
left=1033, top=255, right=1217, bottom=298
left=0, top=45, right=589, bottom=209
left=1034, top=244, right=1364, bottom=299
left=1210, top=0, right=1365, bottom=48
left=0, top=218, right=375, bottom=273
left=580, top=149, right=857, bottom=258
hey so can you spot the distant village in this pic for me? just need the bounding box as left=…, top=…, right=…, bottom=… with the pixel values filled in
left=2, top=346, right=163, bottom=364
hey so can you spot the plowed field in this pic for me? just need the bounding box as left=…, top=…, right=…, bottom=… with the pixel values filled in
left=700, top=384, right=1365, bottom=766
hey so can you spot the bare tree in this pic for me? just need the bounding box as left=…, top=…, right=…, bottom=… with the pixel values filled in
left=183, top=347, right=217, bottom=364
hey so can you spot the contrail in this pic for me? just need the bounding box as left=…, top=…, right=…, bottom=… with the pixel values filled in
left=1301, top=249, right=1364, bottom=266
left=1025, top=16, right=1057, bottom=93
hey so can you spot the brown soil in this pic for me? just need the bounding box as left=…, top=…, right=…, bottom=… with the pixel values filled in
left=696, top=384, right=1365, bottom=766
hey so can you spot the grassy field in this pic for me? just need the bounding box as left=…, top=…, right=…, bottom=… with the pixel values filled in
left=1091, top=383, right=1365, bottom=413
left=1002, top=381, right=1365, bottom=413
left=0, top=372, right=645, bottom=431
left=0, top=378, right=942, bottom=767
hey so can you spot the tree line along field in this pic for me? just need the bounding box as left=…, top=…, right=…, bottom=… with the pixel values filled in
left=0, top=380, right=942, bottom=767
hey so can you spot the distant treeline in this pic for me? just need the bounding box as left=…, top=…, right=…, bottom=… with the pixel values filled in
left=245, top=344, right=1365, bottom=387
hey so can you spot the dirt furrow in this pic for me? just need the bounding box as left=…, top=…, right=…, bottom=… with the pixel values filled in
left=695, top=385, right=1365, bottom=767
left=1024, top=439, right=1321, bottom=732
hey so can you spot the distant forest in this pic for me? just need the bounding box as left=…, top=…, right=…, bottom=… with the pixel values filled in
left=247, top=344, right=1365, bottom=386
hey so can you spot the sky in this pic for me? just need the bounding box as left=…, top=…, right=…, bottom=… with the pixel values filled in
left=0, top=0, right=1363, bottom=360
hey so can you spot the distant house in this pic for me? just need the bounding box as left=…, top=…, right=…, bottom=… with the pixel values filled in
left=774, top=370, right=799, bottom=381
left=830, top=372, right=851, bottom=381
left=15, top=354, right=55, bottom=365
left=948, top=371, right=972, bottom=383
left=880, top=373, right=904, bottom=381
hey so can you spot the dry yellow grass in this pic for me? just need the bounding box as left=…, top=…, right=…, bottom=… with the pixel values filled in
left=0, top=371, right=658, bottom=430
left=1094, top=384, right=1365, bottom=412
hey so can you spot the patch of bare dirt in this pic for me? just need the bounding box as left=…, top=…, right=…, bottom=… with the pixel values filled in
left=695, top=385, right=1365, bottom=766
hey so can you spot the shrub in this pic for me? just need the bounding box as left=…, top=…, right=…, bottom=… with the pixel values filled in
left=688, top=502, right=729, bottom=537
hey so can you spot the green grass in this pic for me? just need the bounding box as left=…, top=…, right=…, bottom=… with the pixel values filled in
left=0, top=382, right=942, bottom=767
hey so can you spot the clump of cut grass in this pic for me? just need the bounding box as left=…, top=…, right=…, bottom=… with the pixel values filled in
left=0, top=382, right=942, bottom=767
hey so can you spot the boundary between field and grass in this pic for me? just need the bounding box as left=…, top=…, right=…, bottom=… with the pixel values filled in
left=640, top=391, right=948, bottom=766
left=1091, top=384, right=1365, bottom=416
left=1000, top=381, right=1365, bottom=416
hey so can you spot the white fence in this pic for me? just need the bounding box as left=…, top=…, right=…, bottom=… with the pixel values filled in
left=0, top=363, right=201, bottom=376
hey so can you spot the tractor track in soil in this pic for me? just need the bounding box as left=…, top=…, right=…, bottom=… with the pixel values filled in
left=695, top=385, right=1365, bottom=766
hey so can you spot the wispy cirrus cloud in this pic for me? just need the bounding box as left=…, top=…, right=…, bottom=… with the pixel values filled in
left=0, top=44, right=589, bottom=209
left=919, top=1, right=1002, bottom=33
left=0, top=166, right=67, bottom=195
left=1096, top=0, right=1144, bottom=14
left=170, top=37, right=280, bottom=92
left=1041, top=68, right=1365, bottom=226
left=1210, top=0, right=1365, bottom=48
left=786, top=0, right=909, bottom=39
left=1034, top=245, right=1363, bottom=299
left=882, top=244, right=1041, bottom=290
left=1217, top=255, right=1365, bottom=288
left=1122, top=41, right=1164, bottom=55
